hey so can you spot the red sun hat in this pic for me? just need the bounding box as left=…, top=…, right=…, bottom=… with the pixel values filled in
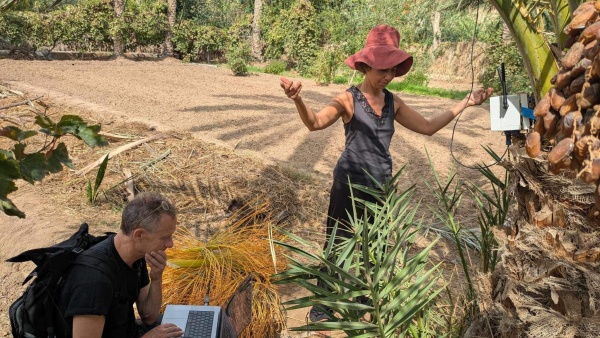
left=344, top=25, right=413, bottom=77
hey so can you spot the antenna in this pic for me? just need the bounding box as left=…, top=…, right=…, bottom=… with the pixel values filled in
left=497, top=63, right=509, bottom=109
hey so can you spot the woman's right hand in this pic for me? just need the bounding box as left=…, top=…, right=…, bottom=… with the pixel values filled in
left=280, top=77, right=302, bottom=100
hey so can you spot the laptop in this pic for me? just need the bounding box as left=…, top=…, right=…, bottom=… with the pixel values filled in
left=162, top=305, right=221, bottom=338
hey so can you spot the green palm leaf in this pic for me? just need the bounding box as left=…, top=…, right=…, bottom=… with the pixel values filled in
left=274, top=167, right=443, bottom=336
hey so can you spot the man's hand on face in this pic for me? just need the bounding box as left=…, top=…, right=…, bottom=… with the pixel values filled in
left=146, top=250, right=167, bottom=281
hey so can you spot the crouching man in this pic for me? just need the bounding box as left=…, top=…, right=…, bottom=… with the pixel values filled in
left=57, top=192, right=184, bottom=338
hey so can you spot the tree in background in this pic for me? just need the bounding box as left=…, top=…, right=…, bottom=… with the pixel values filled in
left=113, top=0, right=124, bottom=57
left=162, top=0, right=176, bottom=57
left=250, top=0, right=262, bottom=60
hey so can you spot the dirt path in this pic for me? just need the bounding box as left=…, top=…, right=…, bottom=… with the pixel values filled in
left=0, top=59, right=505, bottom=182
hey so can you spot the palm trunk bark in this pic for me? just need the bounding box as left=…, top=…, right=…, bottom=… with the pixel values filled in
left=250, top=0, right=263, bottom=60
left=163, top=0, right=176, bottom=58
left=113, top=0, right=125, bottom=57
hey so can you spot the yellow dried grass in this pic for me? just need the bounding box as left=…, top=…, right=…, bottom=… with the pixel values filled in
left=162, top=199, right=288, bottom=338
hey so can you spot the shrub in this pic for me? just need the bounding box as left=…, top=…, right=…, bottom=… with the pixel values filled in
left=313, top=44, right=344, bottom=85
left=264, top=60, right=286, bottom=74
left=401, top=70, right=429, bottom=87
left=227, top=41, right=252, bottom=76
left=172, top=21, right=227, bottom=62
left=117, top=0, right=168, bottom=51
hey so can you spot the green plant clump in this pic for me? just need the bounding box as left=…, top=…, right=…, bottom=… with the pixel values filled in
left=275, top=167, right=443, bottom=336
left=264, top=60, right=286, bottom=75
left=401, top=70, right=429, bottom=87
left=227, top=41, right=252, bottom=76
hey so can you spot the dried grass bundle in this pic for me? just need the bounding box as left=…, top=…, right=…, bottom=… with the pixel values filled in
left=162, top=200, right=288, bottom=337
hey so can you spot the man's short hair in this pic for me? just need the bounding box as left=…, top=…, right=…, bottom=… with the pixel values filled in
left=121, top=192, right=176, bottom=235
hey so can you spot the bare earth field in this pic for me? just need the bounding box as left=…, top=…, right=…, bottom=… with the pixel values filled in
left=0, top=58, right=506, bottom=337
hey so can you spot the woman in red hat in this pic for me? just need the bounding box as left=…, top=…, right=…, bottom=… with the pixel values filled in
left=280, top=24, right=492, bottom=321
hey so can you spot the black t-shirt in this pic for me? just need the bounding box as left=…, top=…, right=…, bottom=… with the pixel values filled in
left=57, top=235, right=150, bottom=338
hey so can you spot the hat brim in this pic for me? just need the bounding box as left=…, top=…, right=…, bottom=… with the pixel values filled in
left=345, top=46, right=413, bottom=77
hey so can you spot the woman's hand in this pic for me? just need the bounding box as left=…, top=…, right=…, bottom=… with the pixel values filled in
left=465, top=88, right=493, bottom=106
left=280, top=77, right=302, bottom=100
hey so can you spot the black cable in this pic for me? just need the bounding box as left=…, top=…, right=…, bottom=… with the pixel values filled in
left=449, top=0, right=509, bottom=170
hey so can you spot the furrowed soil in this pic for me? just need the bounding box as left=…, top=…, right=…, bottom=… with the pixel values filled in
left=0, top=58, right=506, bottom=337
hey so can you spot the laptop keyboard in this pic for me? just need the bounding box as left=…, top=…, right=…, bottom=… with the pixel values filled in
left=184, top=310, right=214, bottom=338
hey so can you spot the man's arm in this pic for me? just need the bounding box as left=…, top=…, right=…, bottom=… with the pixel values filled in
left=137, top=250, right=167, bottom=325
left=137, top=281, right=162, bottom=325
left=72, top=315, right=105, bottom=338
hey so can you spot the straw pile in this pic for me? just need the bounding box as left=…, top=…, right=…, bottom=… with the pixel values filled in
left=162, top=200, right=288, bottom=337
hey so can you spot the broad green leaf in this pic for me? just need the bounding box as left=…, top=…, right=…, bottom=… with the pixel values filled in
left=35, top=115, right=56, bottom=133
left=47, top=142, right=73, bottom=173
left=19, top=153, right=49, bottom=183
left=0, top=126, right=21, bottom=141
left=0, top=158, right=21, bottom=180
left=0, top=178, right=18, bottom=196
left=0, top=197, right=25, bottom=218
left=18, top=130, right=38, bottom=141
left=58, top=115, right=107, bottom=147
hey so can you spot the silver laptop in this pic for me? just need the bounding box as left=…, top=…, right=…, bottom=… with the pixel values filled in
left=162, top=304, right=221, bottom=338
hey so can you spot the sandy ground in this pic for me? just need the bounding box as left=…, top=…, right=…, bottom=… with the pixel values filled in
left=0, top=58, right=507, bottom=337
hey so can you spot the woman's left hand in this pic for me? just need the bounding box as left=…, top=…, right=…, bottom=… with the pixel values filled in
left=466, top=88, right=493, bottom=106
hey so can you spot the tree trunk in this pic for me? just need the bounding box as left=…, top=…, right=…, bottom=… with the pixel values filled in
left=113, top=0, right=125, bottom=57
left=163, top=0, right=176, bottom=58
left=432, top=11, right=441, bottom=51
left=250, top=0, right=263, bottom=60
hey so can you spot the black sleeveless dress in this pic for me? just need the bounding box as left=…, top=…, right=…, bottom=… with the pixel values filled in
left=325, top=85, right=395, bottom=244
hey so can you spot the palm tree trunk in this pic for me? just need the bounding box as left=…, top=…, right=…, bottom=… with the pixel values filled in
left=163, top=0, right=176, bottom=57
left=250, top=0, right=263, bottom=60
left=113, top=0, right=125, bottom=57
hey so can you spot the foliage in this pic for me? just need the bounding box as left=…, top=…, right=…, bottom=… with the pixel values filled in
left=226, top=40, right=252, bottom=76
left=401, top=70, right=430, bottom=87
left=386, top=82, right=469, bottom=100
left=263, top=0, right=319, bottom=76
left=313, top=44, right=344, bottom=84
left=439, top=8, right=499, bottom=43
left=480, top=24, right=531, bottom=95
left=172, top=20, right=227, bottom=62
left=176, top=0, right=249, bottom=27
left=424, top=151, right=478, bottom=317
left=0, top=0, right=114, bottom=52
left=264, top=59, right=286, bottom=75
left=50, top=0, right=113, bottom=52
left=274, top=167, right=443, bottom=336
left=470, top=147, right=511, bottom=273
left=227, top=13, right=252, bottom=46
left=1, top=114, right=107, bottom=218
left=1, top=0, right=168, bottom=53
left=0, top=11, right=35, bottom=49
left=87, top=154, right=109, bottom=205
left=112, top=0, right=168, bottom=51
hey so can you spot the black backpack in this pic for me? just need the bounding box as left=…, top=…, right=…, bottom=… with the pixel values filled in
left=7, top=223, right=114, bottom=338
